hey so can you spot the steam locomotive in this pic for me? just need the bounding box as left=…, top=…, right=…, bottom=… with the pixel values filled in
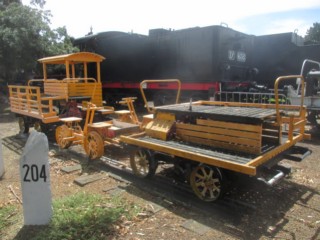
left=74, top=25, right=320, bottom=106
left=253, top=32, right=320, bottom=86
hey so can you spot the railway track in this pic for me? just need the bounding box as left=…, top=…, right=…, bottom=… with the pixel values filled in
left=63, top=144, right=260, bottom=219
left=2, top=131, right=295, bottom=218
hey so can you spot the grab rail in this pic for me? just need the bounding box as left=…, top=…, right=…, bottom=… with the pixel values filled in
left=274, top=75, right=305, bottom=123
left=140, top=79, right=181, bottom=113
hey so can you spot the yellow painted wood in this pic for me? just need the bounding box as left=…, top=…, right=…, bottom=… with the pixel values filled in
left=42, top=112, right=57, bottom=118
left=176, top=127, right=261, bottom=147
left=248, top=134, right=304, bottom=167
left=197, top=119, right=261, bottom=133
left=197, top=100, right=305, bottom=111
left=38, top=52, right=105, bottom=66
left=145, top=118, right=175, bottom=141
left=60, top=117, right=83, bottom=122
left=177, top=122, right=261, bottom=140
left=156, top=112, right=176, bottom=121
left=177, top=134, right=261, bottom=155
left=43, top=81, right=102, bottom=106
left=42, top=116, right=60, bottom=123
left=9, top=52, right=106, bottom=126
left=88, top=122, right=113, bottom=128
left=120, top=135, right=256, bottom=175
left=141, top=114, right=154, bottom=128
left=8, top=85, right=60, bottom=123
left=115, top=110, right=131, bottom=115
left=176, top=119, right=262, bottom=155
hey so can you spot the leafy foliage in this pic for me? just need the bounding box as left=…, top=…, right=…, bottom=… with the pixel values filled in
left=0, top=1, right=78, bottom=84
left=305, top=22, right=320, bottom=44
left=30, top=0, right=46, bottom=8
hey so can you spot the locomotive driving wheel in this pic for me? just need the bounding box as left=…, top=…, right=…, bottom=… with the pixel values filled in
left=84, top=131, right=104, bottom=160
left=55, top=125, right=73, bottom=149
left=190, top=164, right=224, bottom=202
left=130, top=148, right=157, bottom=178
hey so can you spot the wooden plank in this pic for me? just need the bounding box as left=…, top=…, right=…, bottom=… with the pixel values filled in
left=61, top=164, right=82, bottom=173
left=176, top=123, right=261, bottom=140
left=196, top=119, right=261, bottom=133
left=60, top=117, right=82, bottom=122
left=41, top=95, right=66, bottom=101
left=42, top=116, right=60, bottom=123
left=182, top=219, right=211, bottom=235
left=88, top=122, right=112, bottom=128
left=9, top=109, right=43, bottom=120
left=178, top=134, right=261, bottom=155
left=44, top=82, right=68, bottom=96
left=42, top=112, right=57, bottom=118
left=176, top=128, right=261, bottom=147
left=74, top=174, right=103, bottom=186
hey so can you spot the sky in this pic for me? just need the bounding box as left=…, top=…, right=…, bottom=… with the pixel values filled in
left=23, top=0, right=320, bottom=39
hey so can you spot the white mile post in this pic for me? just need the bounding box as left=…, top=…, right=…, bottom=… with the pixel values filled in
left=20, top=131, right=52, bottom=225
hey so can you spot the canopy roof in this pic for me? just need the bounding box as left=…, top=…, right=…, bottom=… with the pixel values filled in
left=38, top=52, right=105, bottom=64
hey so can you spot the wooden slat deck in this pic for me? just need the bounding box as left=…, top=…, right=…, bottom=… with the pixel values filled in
left=121, top=135, right=259, bottom=175
left=156, top=103, right=277, bottom=124
left=142, top=137, right=257, bottom=163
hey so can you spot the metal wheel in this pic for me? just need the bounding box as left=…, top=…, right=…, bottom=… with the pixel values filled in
left=34, top=121, right=45, bottom=132
left=34, top=121, right=50, bottom=134
left=55, top=125, right=73, bottom=149
left=190, top=164, right=223, bottom=202
left=84, top=131, right=104, bottom=160
left=307, top=110, right=319, bottom=126
left=130, top=148, right=157, bottom=178
left=18, top=116, right=29, bottom=134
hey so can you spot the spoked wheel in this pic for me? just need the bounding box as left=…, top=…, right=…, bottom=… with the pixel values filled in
left=84, top=131, right=104, bottom=160
left=190, top=164, right=224, bottom=202
left=55, top=125, right=73, bottom=149
left=34, top=121, right=48, bottom=133
left=18, top=116, right=29, bottom=134
left=307, top=110, right=320, bottom=126
left=130, top=148, right=157, bottom=178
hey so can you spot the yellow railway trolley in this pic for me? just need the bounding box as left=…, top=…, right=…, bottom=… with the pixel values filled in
left=8, top=52, right=105, bottom=133
left=121, top=76, right=311, bottom=202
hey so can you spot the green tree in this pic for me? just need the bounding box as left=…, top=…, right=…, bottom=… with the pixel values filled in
left=0, top=1, right=77, bottom=83
left=0, top=0, right=21, bottom=9
left=305, top=22, right=320, bottom=44
left=30, top=0, right=46, bottom=8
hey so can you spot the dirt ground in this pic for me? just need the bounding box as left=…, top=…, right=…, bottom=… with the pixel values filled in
left=0, top=99, right=319, bottom=240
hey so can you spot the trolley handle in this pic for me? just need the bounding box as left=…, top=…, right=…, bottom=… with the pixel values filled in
left=139, top=79, right=181, bottom=113
left=274, top=75, right=305, bottom=122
